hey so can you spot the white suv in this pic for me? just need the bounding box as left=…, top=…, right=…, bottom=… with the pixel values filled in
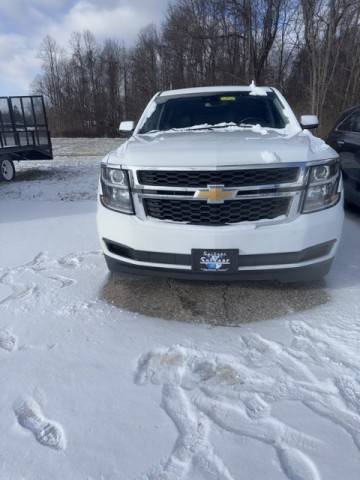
left=97, top=86, right=344, bottom=281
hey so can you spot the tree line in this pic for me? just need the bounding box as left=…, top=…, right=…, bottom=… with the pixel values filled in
left=32, top=0, right=360, bottom=137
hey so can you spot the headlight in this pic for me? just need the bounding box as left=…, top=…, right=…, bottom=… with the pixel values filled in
left=309, top=160, right=339, bottom=183
left=100, top=165, right=134, bottom=214
left=302, top=160, right=341, bottom=213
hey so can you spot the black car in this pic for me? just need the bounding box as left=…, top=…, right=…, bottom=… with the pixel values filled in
left=327, top=106, right=360, bottom=207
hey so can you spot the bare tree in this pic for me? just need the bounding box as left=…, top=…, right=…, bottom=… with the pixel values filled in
left=33, top=0, right=360, bottom=137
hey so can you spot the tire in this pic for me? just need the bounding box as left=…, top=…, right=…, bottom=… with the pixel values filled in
left=0, top=158, right=15, bottom=182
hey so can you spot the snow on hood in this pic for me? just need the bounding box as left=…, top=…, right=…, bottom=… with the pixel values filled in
left=141, top=122, right=271, bottom=136
left=105, top=128, right=338, bottom=168
left=301, top=129, right=331, bottom=153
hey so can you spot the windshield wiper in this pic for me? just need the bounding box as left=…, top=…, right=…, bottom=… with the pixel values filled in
left=184, top=123, right=256, bottom=131
left=236, top=123, right=258, bottom=128
left=172, top=124, right=238, bottom=131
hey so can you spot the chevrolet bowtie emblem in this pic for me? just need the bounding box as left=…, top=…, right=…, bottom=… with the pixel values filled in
left=195, top=185, right=237, bottom=204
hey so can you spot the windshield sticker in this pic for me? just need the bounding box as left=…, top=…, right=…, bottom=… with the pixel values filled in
left=220, top=96, right=236, bottom=101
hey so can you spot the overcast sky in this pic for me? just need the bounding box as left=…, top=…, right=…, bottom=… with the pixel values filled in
left=0, top=0, right=169, bottom=96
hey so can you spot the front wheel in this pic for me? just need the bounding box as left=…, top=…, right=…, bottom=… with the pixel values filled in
left=0, top=158, right=15, bottom=182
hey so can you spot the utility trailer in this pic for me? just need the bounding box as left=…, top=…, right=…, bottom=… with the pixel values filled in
left=0, top=96, right=53, bottom=181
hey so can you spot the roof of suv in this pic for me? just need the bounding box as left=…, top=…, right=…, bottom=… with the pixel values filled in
left=159, top=86, right=273, bottom=97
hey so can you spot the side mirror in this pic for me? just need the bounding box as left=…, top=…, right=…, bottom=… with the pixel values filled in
left=300, top=115, right=319, bottom=130
left=119, top=121, right=135, bottom=133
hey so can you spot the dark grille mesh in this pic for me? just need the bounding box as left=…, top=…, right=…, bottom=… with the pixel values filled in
left=144, top=197, right=290, bottom=225
left=138, top=168, right=299, bottom=188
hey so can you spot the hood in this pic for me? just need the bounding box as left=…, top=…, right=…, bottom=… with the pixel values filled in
left=105, top=129, right=338, bottom=168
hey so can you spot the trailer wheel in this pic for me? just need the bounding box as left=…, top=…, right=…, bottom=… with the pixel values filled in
left=0, top=158, right=15, bottom=182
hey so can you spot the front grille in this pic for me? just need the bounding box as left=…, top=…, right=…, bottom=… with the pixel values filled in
left=138, top=168, right=299, bottom=188
left=144, top=197, right=291, bottom=225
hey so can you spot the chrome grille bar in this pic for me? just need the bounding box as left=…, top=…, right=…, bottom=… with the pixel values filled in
left=127, top=164, right=309, bottom=225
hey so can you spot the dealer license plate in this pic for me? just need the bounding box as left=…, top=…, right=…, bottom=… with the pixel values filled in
left=192, top=249, right=239, bottom=273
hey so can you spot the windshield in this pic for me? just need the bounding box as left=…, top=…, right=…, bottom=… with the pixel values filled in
left=139, top=92, right=288, bottom=134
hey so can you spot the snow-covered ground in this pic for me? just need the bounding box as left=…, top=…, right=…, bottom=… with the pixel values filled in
left=0, top=138, right=360, bottom=480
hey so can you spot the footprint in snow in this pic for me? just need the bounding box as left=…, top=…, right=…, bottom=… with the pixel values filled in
left=13, top=397, right=66, bottom=450
left=0, top=329, right=18, bottom=352
left=278, top=447, right=321, bottom=480
left=136, top=345, right=322, bottom=480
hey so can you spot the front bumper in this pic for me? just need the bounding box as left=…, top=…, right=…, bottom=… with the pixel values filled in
left=97, top=196, right=344, bottom=281
left=104, top=252, right=333, bottom=282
